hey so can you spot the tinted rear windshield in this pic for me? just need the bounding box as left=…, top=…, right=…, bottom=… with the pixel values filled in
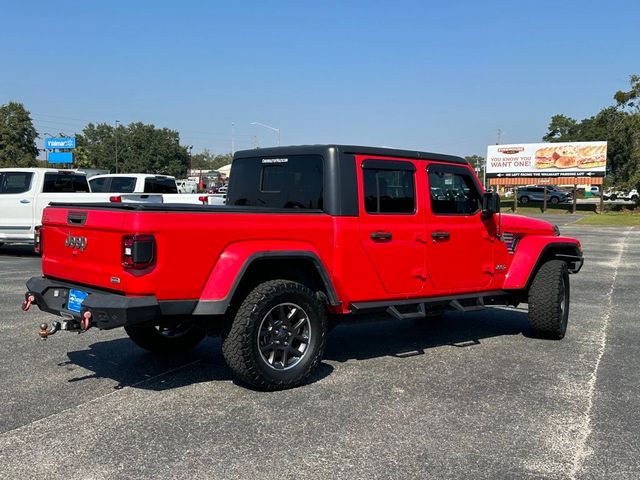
left=144, top=177, right=177, bottom=193
left=227, top=155, right=323, bottom=209
left=43, top=173, right=90, bottom=192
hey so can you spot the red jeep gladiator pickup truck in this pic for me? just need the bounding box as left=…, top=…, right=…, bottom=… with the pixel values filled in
left=24, top=145, right=583, bottom=390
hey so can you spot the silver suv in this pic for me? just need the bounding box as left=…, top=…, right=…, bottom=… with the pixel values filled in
left=517, top=186, right=569, bottom=205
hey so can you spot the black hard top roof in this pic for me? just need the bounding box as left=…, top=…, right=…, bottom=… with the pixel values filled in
left=234, top=144, right=468, bottom=165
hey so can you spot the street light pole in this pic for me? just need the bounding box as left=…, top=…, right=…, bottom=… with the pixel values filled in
left=250, top=122, right=280, bottom=146
left=231, top=122, right=235, bottom=155
left=115, top=120, right=121, bottom=173
left=43, top=132, right=52, bottom=164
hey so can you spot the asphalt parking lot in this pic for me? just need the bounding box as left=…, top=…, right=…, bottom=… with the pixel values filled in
left=0, top=225, right=638, bottom=480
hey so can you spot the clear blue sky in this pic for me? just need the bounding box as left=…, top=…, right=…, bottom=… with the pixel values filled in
left=2, top=0, right=639, bottom=158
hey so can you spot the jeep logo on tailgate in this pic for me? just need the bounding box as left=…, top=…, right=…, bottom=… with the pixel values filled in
left=64, top=232, right=87, bottom=251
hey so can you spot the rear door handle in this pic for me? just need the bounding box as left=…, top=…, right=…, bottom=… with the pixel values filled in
left=20, top=199, right=31, bottom=204
left=432, top=231, right=450, bottom=240
left=370, top=231, right=392, bottom=241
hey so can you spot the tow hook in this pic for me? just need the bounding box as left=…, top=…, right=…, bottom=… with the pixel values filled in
left=81, top=311, right=92, bottom=331
left=22, top=294, right=35, bottom=312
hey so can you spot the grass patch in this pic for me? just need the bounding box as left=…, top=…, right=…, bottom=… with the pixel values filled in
left=575, top=213, right=640, bottom=226
left=499, top=201, right=598, bottom=215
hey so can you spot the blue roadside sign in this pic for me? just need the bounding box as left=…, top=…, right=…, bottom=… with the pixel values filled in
left=45, top=137, right=76, bottom=149
left=48, top=152, right=74, bottom=164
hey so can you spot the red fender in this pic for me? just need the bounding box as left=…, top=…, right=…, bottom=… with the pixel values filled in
left=503, top=236, right=581, bottom=290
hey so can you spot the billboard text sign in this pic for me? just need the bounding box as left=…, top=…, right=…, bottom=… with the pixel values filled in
left=48, top=152, right=73, bottom=164
left=486, top=141, right=607, bottom=178
left=45, top=137, right=76, bottom=149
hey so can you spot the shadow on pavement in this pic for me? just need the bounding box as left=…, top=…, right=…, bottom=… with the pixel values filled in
left=0, top=244, right=38, bottom=257
left=325, top=308, right=529, bottom=362
left=65, top=308, right=528, bottom=390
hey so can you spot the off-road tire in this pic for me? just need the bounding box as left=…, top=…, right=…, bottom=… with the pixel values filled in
left=520, top=196, right=530, bottom=205
left=528, top=260, right=569, bottom=339
left=222, top=280, right=328, bottom=390
left=125, top=323, right=206, bottom=354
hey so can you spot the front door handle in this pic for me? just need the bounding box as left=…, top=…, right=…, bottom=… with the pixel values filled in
left=20, top=199, right=31, bottom=204
left=370, top=231, right=392, bottom=241
left=432, top=230, right=450, bottom=240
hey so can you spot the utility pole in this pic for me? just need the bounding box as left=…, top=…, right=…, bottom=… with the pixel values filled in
left=252, top=135, right=259, bottom=149
left=115, top=120, right=121, bottom=173
left=496, top=128, right=502, bottom=145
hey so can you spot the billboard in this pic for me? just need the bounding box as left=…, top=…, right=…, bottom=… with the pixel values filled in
left=48, top=152, right=73, bottom=164
left=486, top=141, right=607, bottom=179
left=45, top=137, right=76, bottom=149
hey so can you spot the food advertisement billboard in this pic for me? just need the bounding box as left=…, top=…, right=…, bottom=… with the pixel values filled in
left=486, top=142, right=607, bottom=178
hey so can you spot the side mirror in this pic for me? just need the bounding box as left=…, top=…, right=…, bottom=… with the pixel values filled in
left=482, top=191, right=501, bottom=216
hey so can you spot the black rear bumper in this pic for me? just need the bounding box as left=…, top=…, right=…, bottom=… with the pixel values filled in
left=26, top=277, right=162, bottom=330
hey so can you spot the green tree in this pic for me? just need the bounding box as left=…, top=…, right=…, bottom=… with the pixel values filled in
left=543, top=75, right=640, bottom=190
left=464, top=155, right=484, bottom=170
left=0, top=102, right=39, bottom=167
left=190, top=150, right=232, bottom=171
left=77, top=122, right=190, bottom=177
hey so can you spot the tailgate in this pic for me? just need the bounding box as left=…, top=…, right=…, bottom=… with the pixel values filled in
left=41, top=206, right=130, bottom=292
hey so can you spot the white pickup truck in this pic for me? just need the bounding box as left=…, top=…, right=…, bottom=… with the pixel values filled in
left=0, top=169, right=223, bottom=247
left=87, top=174, right=223, bottom=205
left=0, top=168, right=116, bottom=246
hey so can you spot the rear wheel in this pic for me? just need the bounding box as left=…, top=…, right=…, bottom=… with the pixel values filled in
left=125, top=322, right=206, bottom=355
left=520, top=196, right=530, bottom=205
left=222, top=280, right=328, bottom=390
left=528, top=260, right=569, bottom=339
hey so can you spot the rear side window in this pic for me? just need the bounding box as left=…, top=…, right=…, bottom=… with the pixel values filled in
left=0, top=172, right=34, bottom=194
left=428, top=165, right=481, bottom=215
left=110, top=177, right=137, bottom=193
left=144, top=177, right=177, bottom=193
left=228, top=155, right=323, bottom=209
left=42, top=173, right=90, bottom=193
left=362, top=163, right=415, bottom=214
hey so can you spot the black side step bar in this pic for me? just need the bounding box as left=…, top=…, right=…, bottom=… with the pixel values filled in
left=384, top=296, right=491, bottom=320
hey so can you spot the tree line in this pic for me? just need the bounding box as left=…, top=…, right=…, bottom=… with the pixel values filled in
left=465, top=75, right=640, bottom=190
left=0, top=102, right=232, bottom=177
left=2, top=76, right=639, bottom=186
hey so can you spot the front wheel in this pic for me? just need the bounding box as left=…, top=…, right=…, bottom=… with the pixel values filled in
left=222, top=280, right=328, bottom=390
left=520, top=196, right=529, bottom=205
left=125, top=322, right=206, bottom=355
left=550, top=196, right=560, bottom=205
left=528, top=260, right=569, bottom=339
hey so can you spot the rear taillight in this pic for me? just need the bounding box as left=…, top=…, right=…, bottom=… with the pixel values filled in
left=122, top=234, right=156, bottom=270
left=34, top=225, right=43, bottom=254
left=110, top=196, right=122, bottom=203
left=198, top=195, right=209, bottom=204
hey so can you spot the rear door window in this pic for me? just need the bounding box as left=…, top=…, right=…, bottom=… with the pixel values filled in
left=0, top=172, right=34, bottom=194
left=427, top=165, right=481, bottom=215
left=42, top=173, right=90, bottom=193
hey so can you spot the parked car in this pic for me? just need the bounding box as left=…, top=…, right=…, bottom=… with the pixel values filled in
left=176, top=179, right=198, bottom=194
left=603, top=188, right=638, bottom=201
left=88, top=173, right=222, bottom=205
left=25, top=144, right=583, bottom=390
left=517, top=186, right=569, bottom=205
left=0, top=168, right=109, bottom=246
